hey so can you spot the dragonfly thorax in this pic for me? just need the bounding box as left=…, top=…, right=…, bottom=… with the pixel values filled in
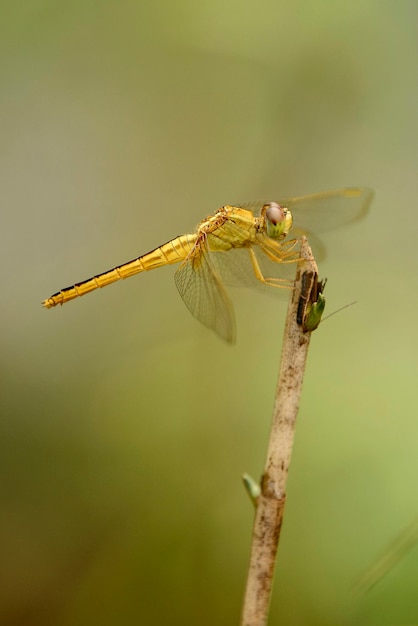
left=261, top=202, right=293, bottom=240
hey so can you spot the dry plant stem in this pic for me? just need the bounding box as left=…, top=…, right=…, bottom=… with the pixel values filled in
left=240, top=237, right=318, bottom=626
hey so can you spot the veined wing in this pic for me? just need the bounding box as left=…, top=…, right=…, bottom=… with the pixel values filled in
left=208, top=241, right=299, bottom=293
left=174, top=240, right=236, bottom=343
left=283, top=187, right=373, bottom=234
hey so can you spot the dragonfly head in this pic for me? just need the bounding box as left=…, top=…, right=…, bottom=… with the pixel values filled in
left=262, top=202, right=293, bottom=240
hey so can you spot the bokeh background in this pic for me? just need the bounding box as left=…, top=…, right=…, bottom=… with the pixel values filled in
left=1, top=2, right=417, bottom=625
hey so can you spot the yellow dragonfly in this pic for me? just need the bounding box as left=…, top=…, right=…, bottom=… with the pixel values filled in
left=43, top=187, right=373, bottom=342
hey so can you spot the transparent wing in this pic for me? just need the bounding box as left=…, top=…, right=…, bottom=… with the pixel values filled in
left=209, top=240, right=298, bottom=294
left=240, top=187, right=373, bottom=260
left=174, top=243, right=236, bottom=343
left=283, top=187, right=373, bottom=233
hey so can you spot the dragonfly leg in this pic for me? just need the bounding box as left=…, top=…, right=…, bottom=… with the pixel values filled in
left=248, top=247, right=294, bottom=289
left=260, top=238, right=301, bottom=264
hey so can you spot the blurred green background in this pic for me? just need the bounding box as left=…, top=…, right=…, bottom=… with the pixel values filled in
left=1, top=2, right=417, bottom=625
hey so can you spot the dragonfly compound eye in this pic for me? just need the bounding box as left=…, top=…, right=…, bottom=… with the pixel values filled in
left=265, top=202, right=285, bottom=225
left=264, top=202, right=293, bottom=239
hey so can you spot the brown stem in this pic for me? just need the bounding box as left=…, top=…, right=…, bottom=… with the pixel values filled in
left=240, top=237, right=319, bottom=626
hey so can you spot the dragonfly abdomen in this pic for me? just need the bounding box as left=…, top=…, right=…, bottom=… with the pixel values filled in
left=43, top=234, right=197, bottom=308
left=140, top=234, right=196, bottom=269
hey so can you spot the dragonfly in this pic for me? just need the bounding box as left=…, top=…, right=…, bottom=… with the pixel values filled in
left=43, top=187, right=373, bottom=342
